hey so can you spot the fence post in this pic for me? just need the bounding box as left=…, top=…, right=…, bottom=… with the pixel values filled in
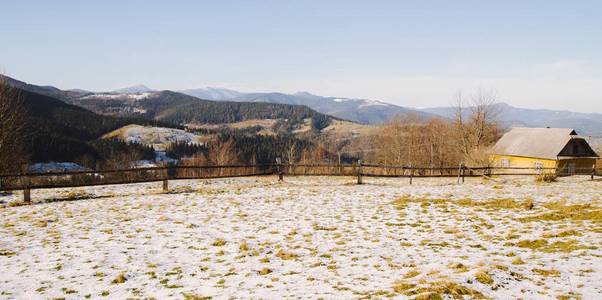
left=276, top=158, right=283, bottom=182
left=462, top=165, right=465, bottom=184
left=163, top=163, right=176, bottom=192
left=23, top=189, right=31, bottom=203
left=357, top=160, right=363, bottom=185
left=457, top=164, right=463, bottom=184
left=593, top=164, right=596, bottom=181
left=409, top=165, right=413, bottom=185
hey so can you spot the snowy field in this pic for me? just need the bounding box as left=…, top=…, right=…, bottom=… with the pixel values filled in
left=1, top=176, right=601, bottom=299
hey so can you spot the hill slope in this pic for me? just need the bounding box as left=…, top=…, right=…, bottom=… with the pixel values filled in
left=10, top=87, right=156, bottom=164
left=66, top=90, right=336, bottom=130
left=0, top=75, right=89, bottom=101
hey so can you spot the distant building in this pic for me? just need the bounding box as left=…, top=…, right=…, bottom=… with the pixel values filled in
left=490, top=127, right=599, bottom=174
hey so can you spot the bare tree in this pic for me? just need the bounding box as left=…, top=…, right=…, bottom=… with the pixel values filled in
left=453, top=89, right=502, bottom=164
left=285, top=142, right=297, bottom=164
left=208, top=138, right=240, bottom=165
left=0, top=75, right=29, bottom=174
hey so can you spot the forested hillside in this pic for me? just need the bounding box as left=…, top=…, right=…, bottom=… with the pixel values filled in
left=3, top=76, right=336, bottom=131
left=8, top=87, right=157, bottom=168
left=74, top=91, right=335, bottom=129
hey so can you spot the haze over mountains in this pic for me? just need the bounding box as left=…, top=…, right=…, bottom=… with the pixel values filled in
left=111, top=84, right=155, bottom=94
left=179, top=88, right=434, bottom=124
left=421, top=103, right=602, bottom=137
left=2, top=75, right=335, bottom=130
left=179, top=87, right=243, bottom=101
left=177, top=87, right=602, bottom=136
left=4, top=75, right=602, bottom=136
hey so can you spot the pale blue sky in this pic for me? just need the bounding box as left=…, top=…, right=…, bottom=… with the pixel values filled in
left=1, top=0, right=602, bottom=111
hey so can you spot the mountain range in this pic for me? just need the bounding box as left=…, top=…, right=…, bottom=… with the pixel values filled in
left=179, top=87, right=243, bottom=101
left=1, top=76, right=335, bottom=130
left=4, top=75, right=602, bottom=136
left=421, top=103, right=602, bottom=137
left=177, top=87, right=602, bottom=136
left=179, top=89, right=434, bottom=124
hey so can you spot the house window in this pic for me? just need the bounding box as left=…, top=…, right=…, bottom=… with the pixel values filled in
left=534, top=161, right=544, bottom=170
left=501, top=158, right=510, bottom=168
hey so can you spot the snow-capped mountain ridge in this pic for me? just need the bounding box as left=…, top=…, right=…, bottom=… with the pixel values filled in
left=179, top=87, right=243, bottom=101
left=111, top=85, right=155, bottom=94
left=180, top=89, right=420, bottom=124
left=81, top=92, right=157, bottom=100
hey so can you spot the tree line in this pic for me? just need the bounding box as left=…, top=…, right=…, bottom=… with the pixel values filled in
left=0, top=77, right=169, bottom=173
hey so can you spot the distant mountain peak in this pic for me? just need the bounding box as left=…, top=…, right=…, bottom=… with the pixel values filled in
left=293, top=91, right=320, bottom=97
left=179, top=87, right=243, bottom=100
left=111, top=85, right=154, bottom=94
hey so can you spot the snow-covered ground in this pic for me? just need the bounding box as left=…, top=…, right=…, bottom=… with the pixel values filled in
left=0, top=176, right=600, bottom=299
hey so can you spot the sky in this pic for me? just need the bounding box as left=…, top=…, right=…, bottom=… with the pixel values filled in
left=1, top=0, right=602, bottom=112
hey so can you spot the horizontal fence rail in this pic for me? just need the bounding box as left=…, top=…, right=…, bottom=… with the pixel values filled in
left=0, top=163, right=600, bottom=202
left=0, top=164, right=275, bottom=191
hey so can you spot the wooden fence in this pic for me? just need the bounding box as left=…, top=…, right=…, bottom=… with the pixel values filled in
left=1, top=162, right=600, bottom=202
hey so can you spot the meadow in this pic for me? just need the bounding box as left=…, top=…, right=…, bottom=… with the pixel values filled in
left=1, top=176, right=600, bottom=299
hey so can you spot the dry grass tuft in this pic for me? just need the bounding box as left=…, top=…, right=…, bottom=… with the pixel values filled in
left=182, top=293, right=212, bottom=300
left=535, top=173, right=557, bottom=183
left=275, top=250, right=299, bottom=260
left=475, top=271, right=494, bottom=285
left=456, top=198, right=533, bottom=210
left=532, top=268, right=561, bottom=277
left=111, top=273, right=127, bottom=284
left=258, top=268, right=272, bottom=275
left=516, top=239, right=593, bottom=253
left=520, top=201, right=602, bottom=223
left=0, top=248, right=17, bottom=257
left=448, top=262, right=468, bottom=273
left=392, top=280, right=485, bottom=299
left=212, top=239, right=227, bottom=247
left=543, top=230, right=582, bottom=238
left=239, top=241, right=249, bottom=252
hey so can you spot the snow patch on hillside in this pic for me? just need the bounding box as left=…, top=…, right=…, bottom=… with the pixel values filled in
left=358, top=99, right=390, bottom=108
left=28, top=162, right=91, bottom=173
left=103, top=125, right=203, bottom=151
left=81, top=92, right=155, bottom=100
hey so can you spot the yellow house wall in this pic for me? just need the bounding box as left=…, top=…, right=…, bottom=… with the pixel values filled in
left=490, top=154, right=556, bottom=169
left=491, top=155, right=598, bottom=174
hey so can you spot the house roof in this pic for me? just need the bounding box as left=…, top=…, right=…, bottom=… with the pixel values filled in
left=490, top=127, right=592, bottom=160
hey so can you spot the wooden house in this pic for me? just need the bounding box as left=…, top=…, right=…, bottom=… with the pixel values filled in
left=490, top=127, right=599, bottom=174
